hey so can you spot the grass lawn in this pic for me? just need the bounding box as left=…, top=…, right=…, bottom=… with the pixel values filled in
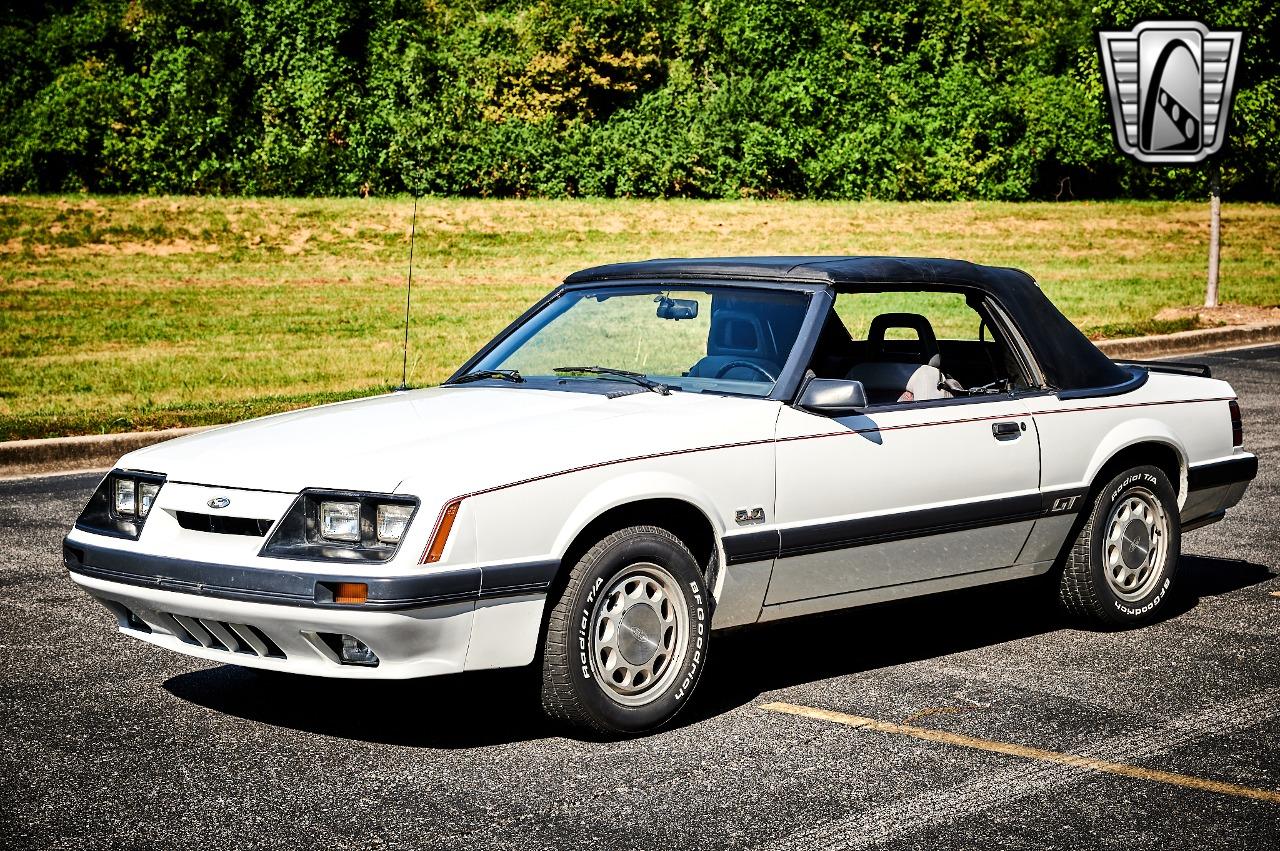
left=1, top=196, right=1277, bottom=441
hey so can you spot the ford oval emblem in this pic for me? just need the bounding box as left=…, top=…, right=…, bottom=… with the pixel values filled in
left=207, top=497, right=231, bottom=509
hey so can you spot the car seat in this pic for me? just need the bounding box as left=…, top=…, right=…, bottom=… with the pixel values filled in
left=846, top=313, right=956, bottom=404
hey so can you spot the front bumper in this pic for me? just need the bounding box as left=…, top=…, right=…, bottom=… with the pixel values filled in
left=65, top=538, right=556, bottom=679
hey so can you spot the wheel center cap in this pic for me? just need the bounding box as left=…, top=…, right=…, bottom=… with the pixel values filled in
left=1121, top=518, right=1152, bottom=569
left=616, top=604, right=662, bottom=666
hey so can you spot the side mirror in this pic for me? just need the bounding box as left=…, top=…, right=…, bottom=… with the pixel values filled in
left=798, top=378, right=868, bottom=415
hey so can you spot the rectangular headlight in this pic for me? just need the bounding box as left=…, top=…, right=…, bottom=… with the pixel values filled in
left=376, top=503, right=413, bottom=543
left=259, top=490, right=418, bottom=563
left=75, top=470, right=166, bottom=541
left=319, top=501, right=361, bottom=542
left=138, top=482, right=161, bottom=517
left=114, top=478, right=136, bottom=515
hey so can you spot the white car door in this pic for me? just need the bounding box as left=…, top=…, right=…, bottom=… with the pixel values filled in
left=763, top=396, right=1042, bottom=616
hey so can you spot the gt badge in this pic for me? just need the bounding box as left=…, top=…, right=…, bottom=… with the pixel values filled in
left=1097, top=21, right=1243, bottom=164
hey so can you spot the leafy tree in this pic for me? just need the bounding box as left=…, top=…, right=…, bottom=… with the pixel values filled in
left=0, top=0, right=1274, bottom=198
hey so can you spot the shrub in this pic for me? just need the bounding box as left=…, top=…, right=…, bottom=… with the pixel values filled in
left=0, top=0, right=1274, bottom=199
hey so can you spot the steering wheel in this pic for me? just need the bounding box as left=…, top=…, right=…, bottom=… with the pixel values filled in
left=713, top=360, right=777, bottom=382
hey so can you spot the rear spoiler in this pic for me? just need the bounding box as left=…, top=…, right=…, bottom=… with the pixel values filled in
left=1111, top=359, right=1212, bottom=378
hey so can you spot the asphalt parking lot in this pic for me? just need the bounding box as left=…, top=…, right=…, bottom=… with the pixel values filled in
left=2, top=345, right=1278, bottom=851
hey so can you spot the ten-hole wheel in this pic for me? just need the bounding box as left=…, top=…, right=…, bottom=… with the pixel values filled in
left=540, top=526, right=710, bottom=735
left=1058, top=465, right=1182, bottom=627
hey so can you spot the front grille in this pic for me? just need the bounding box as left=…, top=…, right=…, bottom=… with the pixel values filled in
left=110, top=602, right=287, bottom=659
left=175, top=511, right=273, bottom=537
left=165, top=614, right=286, bottom=658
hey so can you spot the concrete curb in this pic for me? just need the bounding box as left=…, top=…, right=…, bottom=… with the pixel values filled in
left=0, top=426, right=214, bottom=481
left=2, top=324, right=1278, bottom=481
left=1095, top=322, right=1280, bottom=360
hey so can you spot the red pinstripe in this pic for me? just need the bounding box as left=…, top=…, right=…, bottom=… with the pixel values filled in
left=419, top=395, right=1234, bottom=561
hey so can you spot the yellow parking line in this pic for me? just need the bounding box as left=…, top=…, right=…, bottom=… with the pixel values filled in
left=761, top=701, right=1280, bottom=804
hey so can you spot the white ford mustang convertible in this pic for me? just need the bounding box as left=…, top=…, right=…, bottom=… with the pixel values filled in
left=66, top=257, right=1257, bottom=734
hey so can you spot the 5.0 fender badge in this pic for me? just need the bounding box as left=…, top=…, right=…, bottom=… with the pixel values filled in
left=1098, top=20, right=1244, bottom=164
left=207, top=497, right=231, bottom=509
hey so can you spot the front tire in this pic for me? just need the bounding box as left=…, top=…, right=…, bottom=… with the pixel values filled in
left=1058, top=464, right=1181, bottom=627
left=540, top=526, right=710, bottom=735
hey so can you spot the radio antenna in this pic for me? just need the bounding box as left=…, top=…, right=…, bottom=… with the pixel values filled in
left=398, top=196, right=418, bottom=391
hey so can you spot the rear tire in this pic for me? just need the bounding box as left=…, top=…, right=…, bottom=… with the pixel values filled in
left=1058, top=465, right=1181, bottom=627
left=540, top=525, right=710, bottom=735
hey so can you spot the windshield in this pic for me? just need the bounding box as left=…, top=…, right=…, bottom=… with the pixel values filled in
left=468, top=286, right=811, bottom=397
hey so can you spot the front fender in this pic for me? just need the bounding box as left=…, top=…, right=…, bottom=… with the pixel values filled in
left=549, top=470, right=728, bottom=562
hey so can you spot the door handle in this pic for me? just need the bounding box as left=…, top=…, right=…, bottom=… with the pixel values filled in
left=992, top=421, right=1023, bottom=439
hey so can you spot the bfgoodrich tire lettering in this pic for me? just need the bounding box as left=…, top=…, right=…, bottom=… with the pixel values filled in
left=1057, top=465, right=1181, bottom=627
left=541, top=525, right=709, bottom=735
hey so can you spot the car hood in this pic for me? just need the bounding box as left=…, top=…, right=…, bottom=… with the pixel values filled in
left=119, top=386, right=781, bottom=498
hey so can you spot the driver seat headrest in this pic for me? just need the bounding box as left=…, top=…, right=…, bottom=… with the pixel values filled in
left=867, top=312, right=942, bottom=369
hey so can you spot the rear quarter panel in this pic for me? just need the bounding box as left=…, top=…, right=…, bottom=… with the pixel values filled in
left=1033, top=372, right=1237, bottom=507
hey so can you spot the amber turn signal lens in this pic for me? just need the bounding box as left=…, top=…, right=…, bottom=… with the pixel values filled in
left=422, top=500, right=461, bottom=564
left=333, top=582, right=368, bottom=605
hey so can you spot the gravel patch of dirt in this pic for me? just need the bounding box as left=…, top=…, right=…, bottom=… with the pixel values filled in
left=1156, top=303, right=1280, bottom=326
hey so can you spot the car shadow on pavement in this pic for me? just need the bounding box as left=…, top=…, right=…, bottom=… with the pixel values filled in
left=163, top=553, right=1272, bottom=748
left=164, top=664, right=556, bottom=748
left=682, top=553, right=1274, bottom=726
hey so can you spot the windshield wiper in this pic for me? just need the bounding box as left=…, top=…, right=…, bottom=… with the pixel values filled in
left=552, top=366, right=670, bottom=395
left=448, top=368, right=525, bottom=385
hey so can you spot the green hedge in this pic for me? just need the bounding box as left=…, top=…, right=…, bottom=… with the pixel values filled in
left=2, top=0, right=1276, bottom=199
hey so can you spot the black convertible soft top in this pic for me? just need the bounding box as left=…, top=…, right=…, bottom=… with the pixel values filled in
left=566, top=256, right=1131, bottom=394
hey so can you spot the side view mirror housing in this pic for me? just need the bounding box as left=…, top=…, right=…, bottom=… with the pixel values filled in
left=798, top=378, right=868, bottom=415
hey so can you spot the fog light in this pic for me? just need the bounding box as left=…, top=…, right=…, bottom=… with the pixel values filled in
left=319, top=501, right=360, bottom=542
left=340, top=635, right=378, bottom=666
left=376, top=503, right=413, bottom=543
left=114, top=478, right=136, bottom=515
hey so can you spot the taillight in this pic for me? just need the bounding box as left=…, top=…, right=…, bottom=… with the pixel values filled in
left=1229, top=400, right=1243, bottom=447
